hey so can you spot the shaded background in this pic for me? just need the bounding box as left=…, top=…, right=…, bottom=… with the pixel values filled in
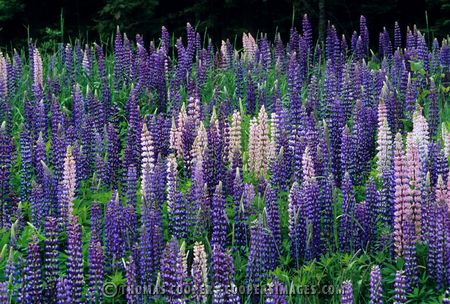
left=0, top=0, right=448, bottom=48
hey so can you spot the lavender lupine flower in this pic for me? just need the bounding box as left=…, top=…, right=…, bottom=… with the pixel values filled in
left=125, top=256, right=138, bottom=304
left=24, top=235, right=42, bottom=303
left=0, top=281, right=8, bottom=304
left=403, top=219, right=418, bottom=292
left=66, top=216, right=84, bottom=303
left=86, top=239, right=103, bottom=303
left=171, top=190, right=189, bottom=239
left=393, top=271, right=407, bottom=304
left=191, top=242, right=208, bottom=303
left=58, top=145, right=76, bottom=229
left=0, top=122, right=13, bottom=225
left=211, top=181, right=227, bottom=248
left=139, top=202, right=163, bottom=287
left=246, top=217, right=272, bottom=287
left=160, top=239, right=189, bottom=304
left=340, top=125, right=355, bottom=181
left=105, top=192, right=125, bottom=267
left=393, top=132, right=415, bottom=258
left=20, top=125, right=33, bottom=201
left=125, top=165, right=138, bottom=208
left=44, top=217, right=59, bottom=302
left=341, top=280, right=354, bottom=304
left=365, top=178, right=379, bottom=247
left=265, top=185, right=281, bottom=255
left=56, top=277, right=70, bottom=304
left=339, top=172, right=356, bottom=252
left=90, top=201, right=102, bottom=241
left=369, top=265, right=383, bottom=304
left=394, top=21, right=402, bottom=49
left=320, top=175, right=335, bottom=253
left=30, top=182, right=46, bottom=227
left=212, top=246, right=239, bottom=304
left=288, top=181, right=305, bottom=265
left=428, top=175, right=447, bottom=288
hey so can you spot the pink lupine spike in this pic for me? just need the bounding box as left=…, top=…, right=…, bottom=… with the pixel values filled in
left=393, top=133, right=412, bottom=257
left=406, top=133, right=422, bottom=240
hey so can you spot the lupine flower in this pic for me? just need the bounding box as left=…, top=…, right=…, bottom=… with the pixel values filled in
left=393, top=133, right=412, bottom=257
left=66, top=216, right=84, bottom=303
left=212, top=246, right=239, bottom=303
left=105, top=191, right=125, bottom=267
left=56, top=277, right=70, bottom=304
left=341, top=280, right=354, bottom=304
left=428, top=175, right=447, bottom=288
left=24, top=235, right=42, bottom=303
left=406, top=133, right=422, bottom=239
left=211, top=181, right=227, bottom=248
left=246, top=217, right=272, bottom=287
left=191, top=242, right=208, bottom=303
left=141, top=123, right=155, bottom=200
left=125, top=256, right=138, bottom=304
left=86, top=239, right=103, bottom=303
left=376, top=99, right=393, bottom=176
left=393, top=271, right=407, bottom=304
left=0, top=281, right=8, bottom=304
left=20, top=125, right=33, bottom=201
left=58, top=145, right=76, bottom=229
left=44, top=216, right=59, bottom=302
left=106, top=123, right=120, bottom=188
left=160, top=239, right=189, bottom=304
left=369, top=265, right=383, bottom=304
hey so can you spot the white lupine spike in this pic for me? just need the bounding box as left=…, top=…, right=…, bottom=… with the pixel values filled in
left=33, top=49, right=43, bottom=87
left=191, top=242, right=208, bottom=303
left=140, top=123, right=155, bottom=199
left=228, top=110, right=242, bottom=163
left=60, top=145, right=76, bottom=216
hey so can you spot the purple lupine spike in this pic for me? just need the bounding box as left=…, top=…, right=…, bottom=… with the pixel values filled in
left=369, top=265, right=383, bottom=304
left=341, top=280, right=353, bottom=304
left=66, top=216, right=84, bottom=303
left=125, top=255, right=137, bottom=303
left=403, top=219, right=418, bottom=292
left=20, top=125, right=33, bottom=202
left=125, top=165, right=138, bottom=209
left=56, top=277, right=70, bottom=304
left=30, top=182, right=46, bottom=227
left=24, top=235, right=43, bottom=303
left=428, top=175, right=447, bottom=288
left=366, top=178, right=379, bottom=247
left=139, top=202, right=163, bottom=287
left=443, top=290, right=450, bottom=304
left=90, top=201, right=102, bottom=241
left=0, top=281, right=7, bottom=303
left=114, top=26, right=124, bottom=89
left=160, top=239, right=189, bottom=304
left=340, top=125, right=355, bottom=181
left=211, top=181, right=227, bottom=248
left=65, top=44, right=74, bottom=85
left=72, top=84, right=84, bottom=132
left=288, top=181, right=305, bottom=265
left=123, top=93, right=141, bottom=181
left=0, top=122, right=13, bottom=227
left=354, top=202, right=370, bottom=251
left=246, top=217, right=273, bottom=288
left=265, top=185, right=281, bottom=266
left=44, top=216, right=59, bottom=303
left=105, top=192, right=125, bottom=268
left=212, top=246, right=239, bottom=303
left=339, top=172, right=356, bottom=252
left=86, top=239, right=103, bottom=303
left=171, top=190, right=189, bottom=239
left=207, top=112, right=225, bottom=193
left=320, top=174, right=334, bottom=253
left=359, top=15, right=369, bottom=53
left=393, top=271, right=407, bottom=304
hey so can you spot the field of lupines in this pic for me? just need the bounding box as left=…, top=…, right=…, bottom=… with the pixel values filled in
left=1, top=14, right=450, bottom=303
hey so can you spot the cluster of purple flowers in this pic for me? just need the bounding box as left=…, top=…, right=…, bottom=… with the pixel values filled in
left=0, top=13, right=449, bottom=304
